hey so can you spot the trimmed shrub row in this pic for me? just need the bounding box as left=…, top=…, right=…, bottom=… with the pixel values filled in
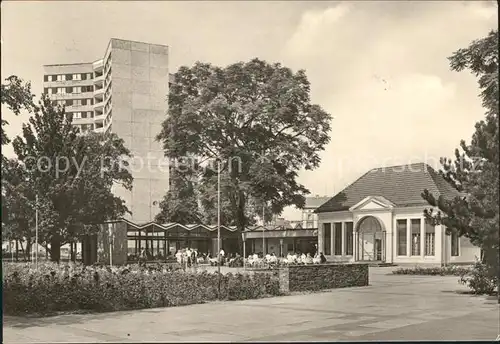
left=392, top=261, right=498, bottom=295
left=3, top=262, right=282, bottom=316
left=392, top=265, right=471, bottom=276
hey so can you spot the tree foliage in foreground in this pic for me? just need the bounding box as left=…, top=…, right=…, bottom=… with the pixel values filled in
left=1, top=159, right=36, bottom=258
left=1, top=75, right=36, bottom=146
left=422, top=30, right=499, bottom=282
left=156, top=59, right=332, bottom=246
left=10, top=95, right=133, bottom=262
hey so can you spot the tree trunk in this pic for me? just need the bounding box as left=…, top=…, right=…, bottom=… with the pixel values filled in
left=19, top=241, right=26, bottom=261
left=15, top=240, right=19, bottom=261
left=50, top=235, right=61, bottom=263
left=70, top=242, right=76, bottom=262
left=26, top=241, right=32, bottom=262
left=236, top=191, right=246, bottom=254
left=482, top=245, right=500, bottom=303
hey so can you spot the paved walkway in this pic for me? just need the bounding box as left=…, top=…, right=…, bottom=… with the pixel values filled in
left=4, top=268, right=499, bottom=342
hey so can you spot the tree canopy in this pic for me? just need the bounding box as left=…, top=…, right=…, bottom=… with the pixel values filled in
left=1, top=75, right=36, bottom=146
left=422, top=30, right=499, bottom=277
left=9, top=95, right=133, bottom=261
left=156, top=58, right=332, bottom=244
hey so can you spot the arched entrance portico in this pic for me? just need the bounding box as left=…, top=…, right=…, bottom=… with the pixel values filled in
left=356, top=216, right=386, bottom=262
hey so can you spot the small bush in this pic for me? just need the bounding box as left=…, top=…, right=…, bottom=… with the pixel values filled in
left=458, top=260, right=498, bottom=295
left=2, top=262, right=282, bottom=316
left=392, top=265, right=471, bottom=276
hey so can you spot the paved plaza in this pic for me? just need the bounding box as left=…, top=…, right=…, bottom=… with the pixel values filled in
left=4, top=268, right=499, bottom=342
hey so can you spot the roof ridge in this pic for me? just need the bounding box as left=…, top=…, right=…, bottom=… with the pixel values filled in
left=424, top=165, right=461, bottom=198
left=370, top=162, right=429, bottom=171
left=315, top=169, right=375, bottom=212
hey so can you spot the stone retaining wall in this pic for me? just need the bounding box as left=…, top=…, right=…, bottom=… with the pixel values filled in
left=281, top=263, right=369, bottom=292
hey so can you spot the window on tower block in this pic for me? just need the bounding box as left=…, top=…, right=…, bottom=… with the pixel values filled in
left=65, top=74, right=72, bottom=81
left=397, top=219, right=407, bottom=256
left=56, top=75, right=64, bottom=82
left=44, top=75, right=48, bottom=82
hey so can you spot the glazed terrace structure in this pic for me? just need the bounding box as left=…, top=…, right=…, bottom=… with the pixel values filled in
left=81, top=219, right=319, bottom=265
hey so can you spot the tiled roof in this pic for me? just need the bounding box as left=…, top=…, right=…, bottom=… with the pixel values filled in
left=305, top=196, right=331, bottom=209
left=315, top=163, right=462, bottom=213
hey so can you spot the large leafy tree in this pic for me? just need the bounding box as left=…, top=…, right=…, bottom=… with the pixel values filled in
left=1, top=75, right=35, bottom=146
left=422, top=30, right=499, bottom=288
left=155, top=167, right=202, bottom=224
left=157, top=58, right=332, bottom=248
left=11, top=95, right=133, bottom=262
left=2, top=159, right=36, bottom=259
left=1, top=75, right=36, bottom=256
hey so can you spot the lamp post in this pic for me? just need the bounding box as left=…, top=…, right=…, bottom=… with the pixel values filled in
left=262, top=203, right=265, bottom=256
left=35, top=194, right=39, bottom=269
left=217, top=159, right=221, bottom=276
left=109, top=223, right=114, bottom=267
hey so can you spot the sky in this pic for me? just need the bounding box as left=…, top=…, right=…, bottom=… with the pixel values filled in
left=1, top=1, right=497, bottom=220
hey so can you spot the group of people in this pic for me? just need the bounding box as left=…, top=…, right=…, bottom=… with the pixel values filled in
left=246, top=251, right=327, bottom=266
left=137, top=246, right=328, bottom=268
left=172, top=248, right=241, bottom=267
left=285, top=252, right=327, bottom=265
left=174, top=248, right=207, bottom=267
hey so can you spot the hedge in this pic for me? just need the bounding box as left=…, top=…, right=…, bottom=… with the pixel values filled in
left=391, top=265, right=471, bottom=276
left=2, top=262, right=282, bottom=316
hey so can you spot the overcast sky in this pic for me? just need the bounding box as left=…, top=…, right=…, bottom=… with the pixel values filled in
left=1, top=1, right=497, bottom=219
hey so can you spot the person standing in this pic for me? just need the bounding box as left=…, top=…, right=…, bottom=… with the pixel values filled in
left=191, top=248, right=197, bottom=267
left=139, top=248, right=146, bottom=266
left=219, top=248, right=225, bottom=266
left=186, top=247, right=192, bottom=267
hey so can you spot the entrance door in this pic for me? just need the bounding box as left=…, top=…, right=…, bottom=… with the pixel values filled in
left=356, top=216, right=386, bottom=262
left=374, top=238, right=382, bottom=261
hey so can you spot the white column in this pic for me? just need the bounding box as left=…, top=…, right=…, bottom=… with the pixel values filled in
left=383, top=216, right=393, bottom=263
left=353, top=231, right=358, bottom=261
left=420, top=217, right=425, bottom=259
left=435, top=224, right=443, bottom=265
left=406, top=219, right=411, bottom=257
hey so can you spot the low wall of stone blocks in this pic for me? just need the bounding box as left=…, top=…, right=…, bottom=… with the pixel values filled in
left=276, top=263, right=369, bottom=293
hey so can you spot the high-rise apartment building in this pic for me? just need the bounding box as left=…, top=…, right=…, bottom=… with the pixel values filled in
left=43, top=38, right=170, bottom=223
